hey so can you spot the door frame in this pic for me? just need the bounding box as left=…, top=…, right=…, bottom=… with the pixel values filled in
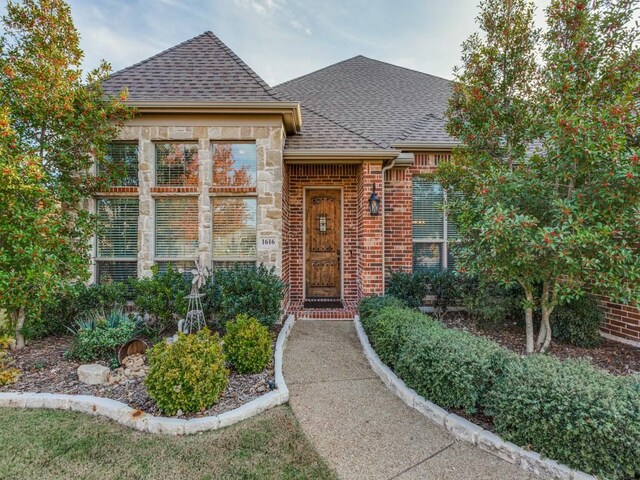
left=302, top=186, right=344, bottom=300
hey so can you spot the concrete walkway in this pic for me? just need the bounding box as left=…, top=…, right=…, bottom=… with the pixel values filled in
left=283, top=320, right=535, bottom=480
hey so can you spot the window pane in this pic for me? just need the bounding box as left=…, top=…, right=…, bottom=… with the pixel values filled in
left=212, top=143, right=256, bottom=187
left=413, top=179, right=444, bottom=240
left=413, top=242, right=443, bottom=273
left=212, top=260, right=256, bottom=270
left=155, top=198, right=198, bottom=258
left=97, top=198, right=138, bottom=258
left=212, top=198, right=257, bottom=259
left=97, top=261, right=137, bottom=284
left=155, top=143, right=199, bottom=186
left=447, top=246, right=457, bottom=272
left=446, top=190, right=463, bottom=240
left=102, top=143, right=139, bottom=186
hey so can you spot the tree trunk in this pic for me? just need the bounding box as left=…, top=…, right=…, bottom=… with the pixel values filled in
left=523, top=287, right=535, bottom=354
left=14, top=306, right=26, bottom=350
left=536, top=281, right=556, bottom=353
left=538, top=306, right=553, bottom=353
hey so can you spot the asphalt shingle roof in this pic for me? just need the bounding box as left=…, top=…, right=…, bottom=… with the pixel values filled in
left=102, top=32, right=278, bottom=102
left=273, top=55, right=457, bottom=149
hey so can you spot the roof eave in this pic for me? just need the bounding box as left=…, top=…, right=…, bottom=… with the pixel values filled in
left=128, top=101, right=302, bottom=134
left=391, top=142, right=459, bottom=152
left=284, top=148, right=401, bottom=163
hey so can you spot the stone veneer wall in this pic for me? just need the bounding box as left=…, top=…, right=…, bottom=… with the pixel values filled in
left=96, top=121, right=285, bottom=278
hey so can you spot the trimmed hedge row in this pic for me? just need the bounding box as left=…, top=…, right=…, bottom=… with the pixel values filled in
left=358, top=297, right=640, bottom=480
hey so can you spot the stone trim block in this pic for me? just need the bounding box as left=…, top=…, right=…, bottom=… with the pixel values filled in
left=353, top=315, right=596, bottom=480
left=0, top=314, right=295, bottom=436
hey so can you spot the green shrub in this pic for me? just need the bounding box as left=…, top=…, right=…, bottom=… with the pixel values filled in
left=24, top=282, right=129, bottom=339
left=211, top=264, right=285, bottom=327
left=395, top=322, right=514, bottom=413
left=424, top=270, right=467, bottom=316
left=145, top=328, right=229, bottom=415
left=357, top=295, right=407, bottom=325
left=386, top=271, right=428, bottom=308
left=551, top=296, right=604, bottom=348
left=462, top=278, right=523, bottom=330
left=132, top=265, right=190, bottom=335
left=223, top=314, right=272, bottom=374
left=362, top=305, right=438, bottom=368
left=0, top=334, right=19, bottom=386
left=487, top=355, right=640, bottom=479
left=67, top=309, right=138, bottom=362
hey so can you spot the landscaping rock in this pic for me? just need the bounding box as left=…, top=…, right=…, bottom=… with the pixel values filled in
left=77, top=364, right=111, bottom=385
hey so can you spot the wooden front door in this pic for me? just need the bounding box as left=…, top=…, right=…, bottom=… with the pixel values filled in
left=305, top=189, right=341, bottom=299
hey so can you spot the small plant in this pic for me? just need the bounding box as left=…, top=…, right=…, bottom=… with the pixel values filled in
left=210, top=264, right=285, bottom=327
left=357, top=295, right=407, bottom=324
left=551, top=296, right=604, bottom=348
left=224, top=314, right=272, bottom=374
left=67, top=309, right=138, bottom=362
left=145, top=328, right=229, bottom=415
left=462, top=278, right=523, bottom=330
left=132, top=265, right=190, bottom=335
left=386, top=271, right=428, bottom=309
left=0, top=335, right=19, bottom=386
left=424, top=270, right=467, bottom=317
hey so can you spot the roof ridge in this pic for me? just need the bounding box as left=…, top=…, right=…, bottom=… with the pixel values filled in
left=299, top=103, right=386, bottom=149
left=107, top=32, right=212, bottom=80
left=356, top=55, right=453, bottom=83
left=272, top=55, right=366, bottom=89
left=395, top=113, right=444, bottom=142
left=203, top=31, right=276, bottom=98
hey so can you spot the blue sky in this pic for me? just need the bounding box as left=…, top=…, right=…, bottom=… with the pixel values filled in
left=4, top=0, right=553, bottom=85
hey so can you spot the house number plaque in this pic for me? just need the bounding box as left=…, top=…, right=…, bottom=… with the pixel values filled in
left=260, top=236, right=277, bottom=248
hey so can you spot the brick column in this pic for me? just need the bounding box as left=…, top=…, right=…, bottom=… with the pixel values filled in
left=357, top=161, right=384, bottom=297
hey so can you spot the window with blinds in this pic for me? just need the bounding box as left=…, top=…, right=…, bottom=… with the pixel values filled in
left=212, top=198, right=257, bottom=265
left=412, top=178, right=459, bottom=272
left=155, top=143, right=199, bottom=186
left=212, top=143, right=257, bottom=187
left=96, top=198, right=138, bottom=284
left=155, top=197, right=199, bottom=260
left=101, top=142, right=139, bottom=186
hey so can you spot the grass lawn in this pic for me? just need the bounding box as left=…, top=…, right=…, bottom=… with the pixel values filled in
left=0, top=405, right=336, bottom=480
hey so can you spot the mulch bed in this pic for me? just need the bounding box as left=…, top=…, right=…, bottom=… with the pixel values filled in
left=1, top=327, right=280, bottom=419
left=440, top=313, right=640, bottom=376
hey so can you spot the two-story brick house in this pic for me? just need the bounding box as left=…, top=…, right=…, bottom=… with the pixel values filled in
left=96, top=31, right=639, bottom=346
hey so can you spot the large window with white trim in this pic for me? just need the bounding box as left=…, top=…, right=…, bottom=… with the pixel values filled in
left=412, top=178, right=459, bottom=273
left=96, top=198, right=139, bottom=284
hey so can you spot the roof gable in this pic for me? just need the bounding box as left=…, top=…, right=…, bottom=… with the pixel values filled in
left=273, top=55, right=455, bottom=148
left=103, top=32, right=278, bottom=103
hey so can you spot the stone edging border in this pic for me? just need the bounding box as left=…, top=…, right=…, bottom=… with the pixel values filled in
left=0, top=314, right=296, bottom=435
left=353, top=315, right=596, bottom=480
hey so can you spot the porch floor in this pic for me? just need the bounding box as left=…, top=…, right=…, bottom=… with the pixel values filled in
left=288, top=300, right=358, bottom=320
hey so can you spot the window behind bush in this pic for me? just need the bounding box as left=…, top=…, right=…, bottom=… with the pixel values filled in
left=412, top=178, right=459, bottom=272
left=100, top=142, right=139, bottom=186
left=96, top=198, right=138, bottom=284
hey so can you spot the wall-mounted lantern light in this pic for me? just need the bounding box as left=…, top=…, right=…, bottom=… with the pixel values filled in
left=369, top=183, right=381, bottom=216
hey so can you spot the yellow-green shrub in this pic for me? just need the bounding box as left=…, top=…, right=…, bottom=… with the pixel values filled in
left=0, top=334, right=19, bottom=386
left=145, top=328, right=229, bottom=415
left=224, top=315, right=272, bottom=374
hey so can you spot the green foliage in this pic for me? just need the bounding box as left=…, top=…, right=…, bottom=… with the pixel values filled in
left=24, top=282, right=129, bottom=339
left=357, top=295, right=407, bottom=324
left=0, top=0, right=132, bottom=348
left=209, top=264, right=285, bottom=327
left=223, top=314, right=272, bottom=374
left=551, top=296, right=604, bottom=348
left=437, top=0, right=640, bottom=352
left=487, top=355, right=640, bottom=479
left=396, top=321, right=514, bottom=414
left=424, top=270, right=467, bottom=316
left=386, top=271, right=428, bottom=308
left=132, top=265, right=190, bottom=335
left=462, top=278, right=523, bottom=330
left=67, top=309, right=138, bottom=363
left=145, top=328, right=229, bottom=415
left=361, top=305, right=437, bottom=369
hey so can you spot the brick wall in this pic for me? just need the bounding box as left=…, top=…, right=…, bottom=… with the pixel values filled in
left=282, top=162, right=291, bottom=312
left=596, top=296, right=640, bottom=347
left=357, top=161, right=384, bottom=297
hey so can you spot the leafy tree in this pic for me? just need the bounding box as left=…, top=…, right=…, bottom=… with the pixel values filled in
left=0, top=0, right=132, bottom=348
left=436, top=0, right=640, bottom=353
